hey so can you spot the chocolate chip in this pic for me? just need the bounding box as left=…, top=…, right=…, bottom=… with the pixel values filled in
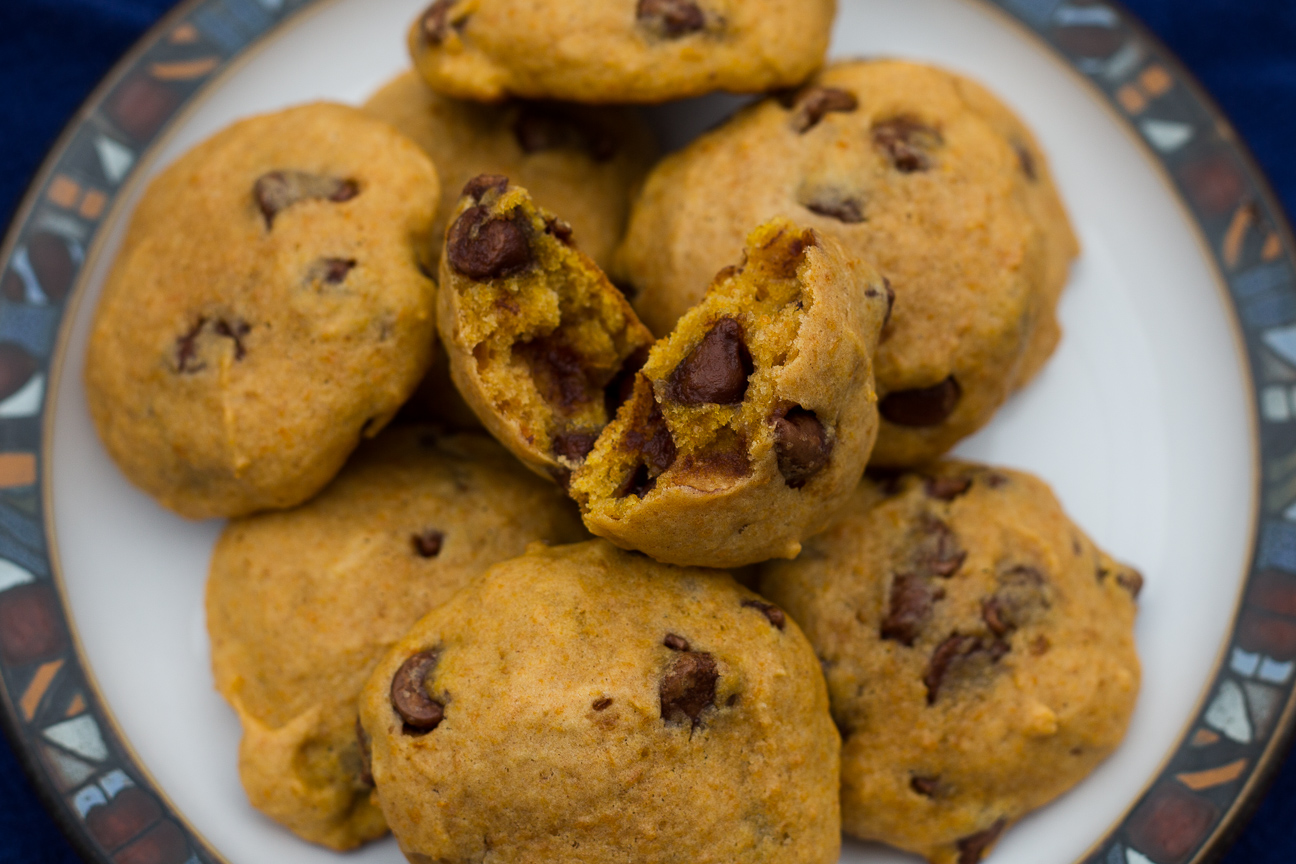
left=1029, top=635, right=1051, bottom=656
left=307, top=257, right=356, bottom=285
left=660, top=651, right=718, bottom=726
left=981, top=597, right=1011, bottom=637
left=1014, top=142, right=1037, bottom=181
left=545, top=217, right=575, bottom=246
left=462, top=174, right=509, bottom=201
left=773, top=407, right=832, bottom=489
left=412, top=530, right=444, bottom=558
left=881, top=574, right=945, bottom=646
left=790, top=86, right=859, bottom=133
left=420, top=0, right=461, bottom=45
left=741, top=599, right=786, bottom=630
left=985, top=472, right=1009, bottom=488
left=637, top=0, right=706, bottom=38
left=666, top=318, right=753, bottom=405
left=957, top=819, right=1007, bottom=864
left=175, top=318, right=207, bottom=373
left=604, top=348, right=650, bottom=419
left=616, top=463, right=656, bottom=499
left=213, top=318, right=250, bottom=361
left=913, top=515, right=965, bottom=578
left=1116, top=567, right=1144, bottom=599
left=923, top=635, right=982, bottom=704
left=517, top=337, right=594, bottom=414
left=880, top=376, right=962, bottom=427
left=355, top=717, right=374, bottom=787
left=447, top=205, right=533, bottom=280
left=664, top=633, right=691, bottom=652
left=910, top=775, right=939, bottom=797
left=925, top=475, right=972, bottom=501
left=618, top=391, right=677, bottom=498
left=803, top=189, right=866, bottom=224
left=872, top=117, right=944, bottom=173
left=592, top=697, right=613, bottom=711
left=390, top=650, right=444, bottom=731
left=763, top=228, right=816, bottom=279
left=254, top=171, right=357, bottom=227
left=882, top=278, right=896, bottom=327
left=552, top=432, right=598, bottom=463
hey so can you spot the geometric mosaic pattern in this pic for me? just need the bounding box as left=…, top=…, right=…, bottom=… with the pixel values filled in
left=0, top=0, right=1291, bottom=863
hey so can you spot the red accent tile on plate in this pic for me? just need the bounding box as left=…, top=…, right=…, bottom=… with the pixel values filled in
left=87, top=788, right=162, bottom=852
left=1238, top=611, right=1296, bottom=659
left=1126, top=782, right=1220, bottom=864
left=0, top=347, right=37, bottom=403
left=0, top=584, right=65, bottom=665
left=1249, top=570, right=1296, bottom=617
left=1180, top=154, right=1246, bottom=215
left=107, top=77, right=180, bottom=142
left=27, top=232, right=75, bottom=302
left=112, top=819, right=188, bottom=864
left=1, top=270, right=22, bottom=303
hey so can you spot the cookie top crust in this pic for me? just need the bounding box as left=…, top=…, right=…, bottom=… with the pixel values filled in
left=359, top=539, right=841, bottom=864
left=760, top=462, right=1141, bottom=864
left=85, top=102, right=441, bottom=519
left=407, top=0, right=836, bottom=104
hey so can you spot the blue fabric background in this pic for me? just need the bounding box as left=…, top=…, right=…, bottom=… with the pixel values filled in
left=0, top=0, right=1293, bottom=861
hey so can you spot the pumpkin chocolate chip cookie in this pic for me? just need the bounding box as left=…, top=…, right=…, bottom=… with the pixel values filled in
left=364, top=70, right=657, bottom=273
left=407, top=0, right=835, bottom=104
left=436, top=176, right=655, bottom=483
left=759, top=462, right=1141, bottom=864
left=85, top=102, right=440, bottom=519
left=206, top=426, right=584, bottom=850
left=358, top=539, right=841, bottom=864
left=571, top=219, right=890, bottom=568
left=616, top=59, right=1079, bottom=466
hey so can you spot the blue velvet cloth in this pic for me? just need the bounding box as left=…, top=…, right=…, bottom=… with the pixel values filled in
left=0, top=1, right=1293, bottom=862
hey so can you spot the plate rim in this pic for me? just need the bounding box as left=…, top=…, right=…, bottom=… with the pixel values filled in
left=0, top=1, right=1292, bottom=864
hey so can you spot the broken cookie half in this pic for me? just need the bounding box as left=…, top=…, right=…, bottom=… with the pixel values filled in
left=570, top=220, right=890, bottom=568
left=437, top=176, right=654, bottom=483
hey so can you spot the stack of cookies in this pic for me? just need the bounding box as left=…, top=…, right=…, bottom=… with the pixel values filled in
left=84, top=2, right=1142, bottom=863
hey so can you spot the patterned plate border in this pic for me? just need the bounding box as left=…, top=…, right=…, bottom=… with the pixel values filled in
left=0, top=1, right=1292, bottom=863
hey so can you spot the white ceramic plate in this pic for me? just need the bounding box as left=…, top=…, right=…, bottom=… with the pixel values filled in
left=2, top=1, right=1289, bottom=864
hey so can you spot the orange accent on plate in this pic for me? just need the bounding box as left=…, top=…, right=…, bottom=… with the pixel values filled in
left=168, top=23, right=199, bottom=44
left=149, top=58, right=220, bottom=81
left=0, top=453, right=37, bottom=488
left=1264, top=233, right=1283, bottom=262
left=65, top=693, right=85, bottom=717
left=1176, top=758, right=1248, bottom=791
left=1223, top=204, right=1256, bottom=269
left=1140, top=65, right=1173, bottom=97
left=1191, top=728, right=1221, bottom=747
left=1117, top=84, right=1146, bottom=115
left=47, top=176, right=80, bottom=209
left=20, top=659, right=63, bottom=721
left=80, top=189, right=107, bottom=221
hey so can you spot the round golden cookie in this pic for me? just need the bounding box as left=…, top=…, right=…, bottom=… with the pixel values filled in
left=358, top=539, right=841, bottom=864
left=759, top=462, right=1141, bottom=864
left=85, top=103, right=440, bottom=519
left=206, top=426, right=585, bottom=850
left=616, top=60, right=1080, bottom=466
left=571, top=220, right=890, bottom=568
left=364, top=70, right=657, bottom=273
left=407, top=0, right=835, bottom=104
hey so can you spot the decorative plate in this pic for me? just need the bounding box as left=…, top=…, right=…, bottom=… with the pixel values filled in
left=0, top=0, right=1291, bottom=863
